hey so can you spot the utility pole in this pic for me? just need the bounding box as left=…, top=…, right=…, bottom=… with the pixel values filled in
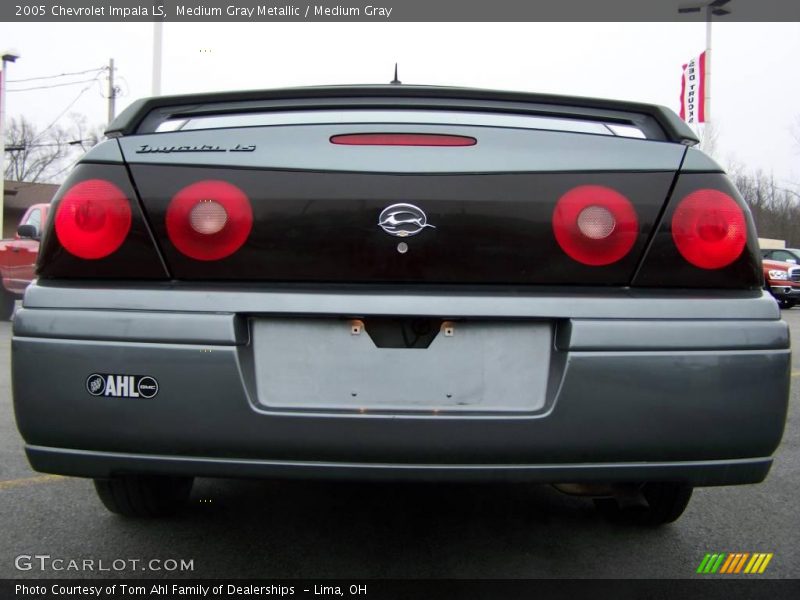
left=0, top=65, right=5, bottom=238
left=705, top=3, right=713, bottom=124
left=0, top=51, right=20, bottom=238
left=152, top=22, right=163, bottom=95
left=107, top=58, right=117, bottom=127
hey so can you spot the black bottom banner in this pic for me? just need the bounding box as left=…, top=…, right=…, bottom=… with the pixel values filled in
left=4, top=579, right=800, bottom=600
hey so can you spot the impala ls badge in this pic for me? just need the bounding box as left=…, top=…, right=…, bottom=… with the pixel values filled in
left=378, top=204, right=436, bottom=237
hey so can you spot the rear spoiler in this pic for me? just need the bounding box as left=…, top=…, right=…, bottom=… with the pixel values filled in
left=106, top=85, right=699, bottom=146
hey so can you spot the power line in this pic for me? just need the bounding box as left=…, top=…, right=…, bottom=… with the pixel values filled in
left=7, top=77, right=104, bottom=92
left=6, top=67, right=106, bottom=83
left=31, top=78, right=102, bottom=144
left=6, top=139, right=93, bottom=149
left=116, top=75, right=131, bottom=97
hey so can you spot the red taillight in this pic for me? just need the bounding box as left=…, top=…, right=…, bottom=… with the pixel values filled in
left=552, top=185, right=639, bottom=266
left=671, top=189, right=746, bottom=269
left=54, top=179, right=132, bottom=259
left=166, top=180, right=252, bottom=261
left=330, top=133, right=476, bottom=146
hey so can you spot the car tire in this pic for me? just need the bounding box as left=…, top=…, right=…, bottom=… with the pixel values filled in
left=593, top=482, right=693, bottom=526
left=0, top=289, right=15, bottom=321
left=778, top=299, right=796, bottom=309
left=93, top=475, right=194, bottom=517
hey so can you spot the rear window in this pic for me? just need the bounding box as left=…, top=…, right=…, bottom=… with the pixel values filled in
left=155, top=109, right=647, bottom=139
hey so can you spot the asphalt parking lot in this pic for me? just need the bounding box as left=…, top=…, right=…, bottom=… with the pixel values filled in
left=0, top=308, right=798, bottom=580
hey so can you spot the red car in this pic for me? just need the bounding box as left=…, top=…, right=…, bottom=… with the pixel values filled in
left=0, top=203, right=49, bottom=319
left=762, top=258, right=800, bottom=309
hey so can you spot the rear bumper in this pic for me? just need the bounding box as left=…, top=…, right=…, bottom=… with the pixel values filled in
left=1, top=278, right=26, bottom=297
left=12, top=283, right=791, bottom=486
left=767, top=283, right=800, bottom=298
left=25, top=446, right=774, bottom=486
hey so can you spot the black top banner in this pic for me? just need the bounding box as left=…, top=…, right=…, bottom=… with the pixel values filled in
left=2, top=0, right=799, bottom=22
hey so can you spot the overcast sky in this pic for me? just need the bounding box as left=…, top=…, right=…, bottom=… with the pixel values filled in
left=1, top=21, right=798, bottom=186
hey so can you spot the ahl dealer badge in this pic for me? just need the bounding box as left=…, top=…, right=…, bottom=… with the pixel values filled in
left=86, top=373, right=159, bottom=399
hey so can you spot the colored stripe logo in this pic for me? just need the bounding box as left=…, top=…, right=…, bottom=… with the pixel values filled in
left=697, top=553, right=773, bottom=574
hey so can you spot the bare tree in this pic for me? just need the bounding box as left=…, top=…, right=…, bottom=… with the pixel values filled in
left=4, top=114, right=104, bottom=183
left=698, top=122, right=720, bottom=159
left=731, top=166, right=800, bottom=245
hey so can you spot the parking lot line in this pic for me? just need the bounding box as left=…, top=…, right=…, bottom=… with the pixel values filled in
left=0, top=474, right=65, bottom=491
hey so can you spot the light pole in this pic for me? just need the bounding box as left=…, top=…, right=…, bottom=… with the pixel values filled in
left=678, top=0, right=732, bottom=126
left=152, top=22, right=163, bottom=96
left=0, top=51, right=20, bottom=237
